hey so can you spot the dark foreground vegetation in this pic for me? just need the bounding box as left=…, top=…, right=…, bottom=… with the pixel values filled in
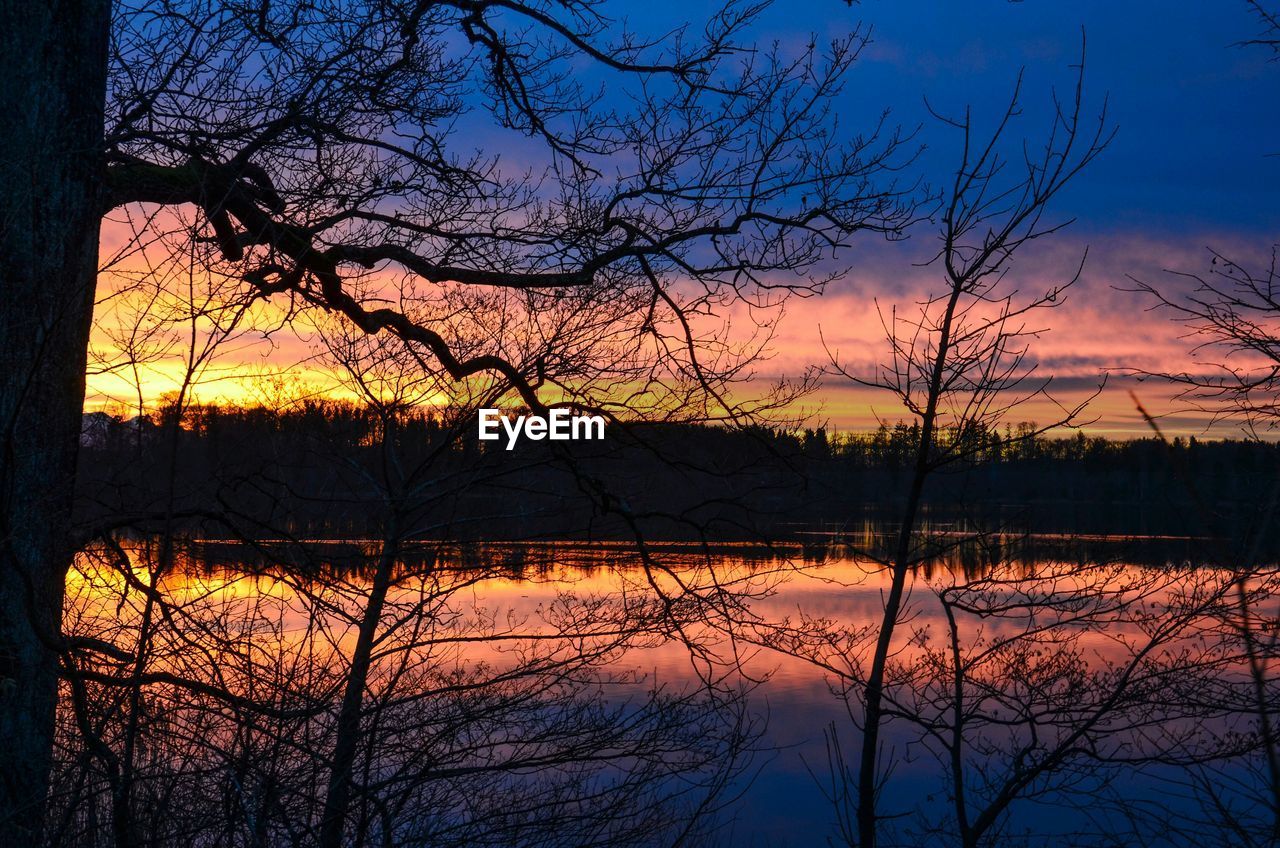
left=6, top=0, right=1278, bottom=843
left=78, top=401, right=1280, bottom=545
left=61, top=396, right=1280, bottom=848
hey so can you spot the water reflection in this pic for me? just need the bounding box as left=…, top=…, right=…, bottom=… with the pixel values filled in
left=56, top=534, right=1279, bottom=847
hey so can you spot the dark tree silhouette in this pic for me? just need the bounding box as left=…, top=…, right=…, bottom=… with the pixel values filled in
left=53, top=323, right=764, bottom=847
left=0, top=0, right=917, bottom=838
left=1244, top=1, right=1280, bottom=54
left=822, top=54, right=1110, bottom=847
left=1125, top=2, right=1280, bottom=812
left=1129, top=249, right=1280, bottom=434
left=0, top=2, right=113, bottom=838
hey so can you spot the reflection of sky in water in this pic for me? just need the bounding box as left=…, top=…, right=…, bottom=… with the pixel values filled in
left=69, top=539, right=1268, bottom=846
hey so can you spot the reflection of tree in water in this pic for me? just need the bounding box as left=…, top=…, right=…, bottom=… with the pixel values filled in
left=166, top=532, right=1254, bottom=579
left=56, top=535, right=1280, bottom=846
left=54, top=541, right=759, bottom=848
left=747, top=552, right=1280, bottom=847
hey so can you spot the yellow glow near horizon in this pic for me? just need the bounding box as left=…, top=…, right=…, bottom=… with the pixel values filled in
left=87, top=215, right=1254, bottom=440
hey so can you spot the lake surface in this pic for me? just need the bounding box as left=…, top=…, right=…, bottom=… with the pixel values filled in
left=62, top=532, right=1277, bottom=847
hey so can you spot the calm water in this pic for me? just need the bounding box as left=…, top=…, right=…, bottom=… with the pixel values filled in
left=63, top=533, right=1274, bottom=847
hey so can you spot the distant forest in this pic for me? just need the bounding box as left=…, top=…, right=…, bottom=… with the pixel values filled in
left=76, top=401, right=1280, bottom=545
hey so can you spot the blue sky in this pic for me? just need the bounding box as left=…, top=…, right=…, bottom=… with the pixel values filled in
left=628, top=0, right=1279, bottom=235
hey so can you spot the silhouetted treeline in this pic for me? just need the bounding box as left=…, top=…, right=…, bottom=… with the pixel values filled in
left=75, top=402, right=1280, bottom=544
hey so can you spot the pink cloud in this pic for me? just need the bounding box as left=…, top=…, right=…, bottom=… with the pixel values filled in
left=742, top=230, right=1278, bottom=437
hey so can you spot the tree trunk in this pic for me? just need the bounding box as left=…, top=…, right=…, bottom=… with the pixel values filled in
left=856, top=283, right=963, bottom=848
left=319, top=535, right=398, bottom=848
left=0, top=2, right=110, bottom=840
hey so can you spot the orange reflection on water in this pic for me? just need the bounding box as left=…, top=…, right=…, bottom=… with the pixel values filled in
left=64, top=537, right=1246, bottom=701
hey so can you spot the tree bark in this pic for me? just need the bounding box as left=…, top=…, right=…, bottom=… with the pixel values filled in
left=0, top=1, right=110, bottom=839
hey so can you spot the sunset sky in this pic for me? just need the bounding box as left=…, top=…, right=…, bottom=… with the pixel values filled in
left=87, top=1, right=1280, bottom=438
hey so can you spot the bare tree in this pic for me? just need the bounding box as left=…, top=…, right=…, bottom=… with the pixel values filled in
left=681, top=46, right=1118, bottom=844
left=54, top=315, right=766, bottom=846
left=758, top=539, right=1278, bottom=847
left=0, top=0, right=920, bottom=835
left=56, top=537, right=761, bottom=847
left=1123, top=9, right=1280, bottom=837
left=1127, top=249, right=1280, bottom=435
left=814, top=53, right=1111, bottom=847
left=0, top=4, right=111, bottom=835
left=1243, top=1, right=1280, bottom=55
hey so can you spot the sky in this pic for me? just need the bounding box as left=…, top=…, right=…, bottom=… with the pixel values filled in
left=87, top=1, right=1280, bottom=438
left=706, top=0, right=1280, bottom=436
